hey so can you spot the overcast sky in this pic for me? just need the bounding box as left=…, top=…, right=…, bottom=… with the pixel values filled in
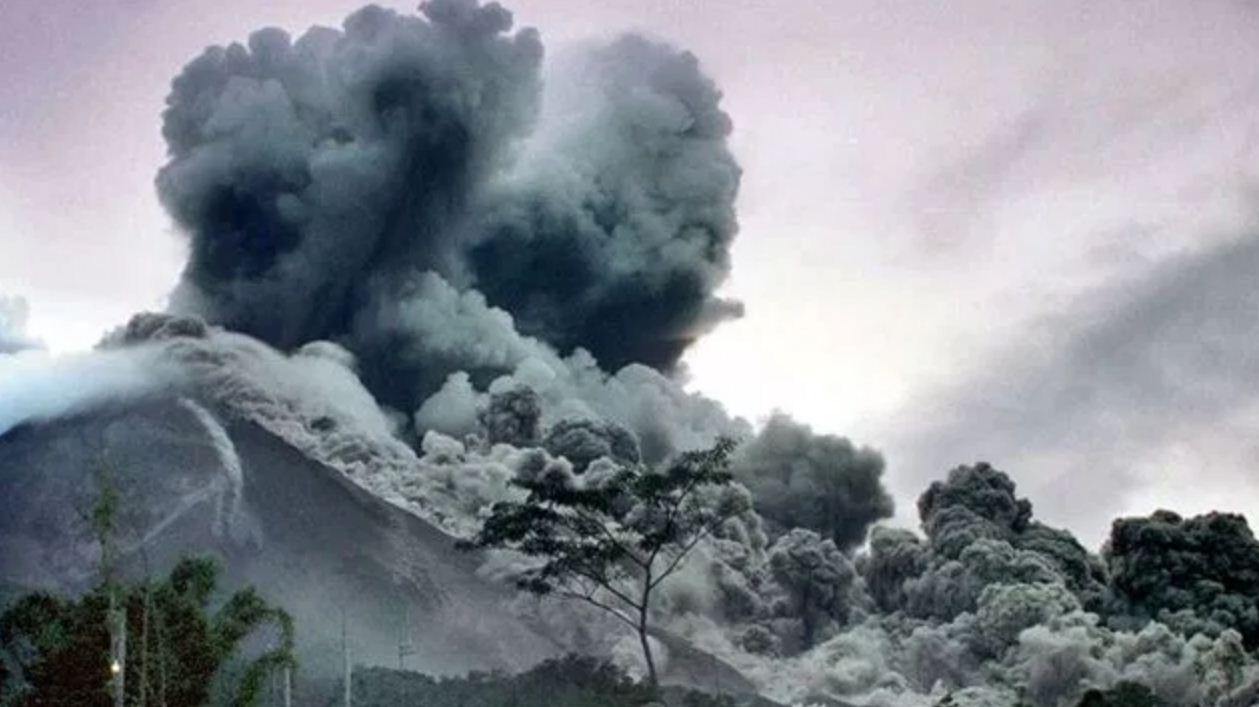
left=4, top=0, right=1259, bottom=546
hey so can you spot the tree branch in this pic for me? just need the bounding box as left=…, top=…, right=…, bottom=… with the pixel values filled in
left=556, top=588, right=639, bottom=631
left=648, top=513, right=734, bottom=591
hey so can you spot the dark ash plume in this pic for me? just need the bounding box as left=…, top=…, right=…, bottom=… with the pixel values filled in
left=160, top=1, right=542, bottom=355
left=860, top=463, right=1108, bottom=622
left=731, top=413, right=892, bottom=551
left=1106, top=510, right=1259, bottom=646
left=918, top=462, right=1033, bottom=557
left=157, top=0, right=742, bottom=412
left=465, top=34, right=743, bottom=372
left=765, top=528, right=856, bottom=651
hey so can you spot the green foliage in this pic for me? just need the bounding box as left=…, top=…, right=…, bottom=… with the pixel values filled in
left=0, top=557, right=294, bottom=707
left=0, top=591, right=111, bottom=705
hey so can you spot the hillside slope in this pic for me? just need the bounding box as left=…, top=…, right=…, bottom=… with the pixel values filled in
left=0, top=396, right=559, bottom=676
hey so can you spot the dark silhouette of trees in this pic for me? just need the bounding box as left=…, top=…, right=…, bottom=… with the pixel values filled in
left=0, top=557, right=294, bottom=707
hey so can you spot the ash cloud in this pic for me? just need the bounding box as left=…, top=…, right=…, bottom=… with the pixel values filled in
left=883, top=232, right=1259, bottom=545
left=157, top=0, right=742, bottom=415
left=464, top=34, right=743, bottom=373
left=0, top=296, right=39, bottom=354
left=731, top=413, right=893, bottom=551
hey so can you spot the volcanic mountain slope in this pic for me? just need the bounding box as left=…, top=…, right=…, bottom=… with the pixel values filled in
left=0, top=395, right=559, bottom=677
left=0, top=321, right=758, bottom=697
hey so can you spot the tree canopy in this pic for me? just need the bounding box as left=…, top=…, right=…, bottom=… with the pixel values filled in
left=466, top=437, right=748, bottom=688
left=0, top=556, right=293, bottom=707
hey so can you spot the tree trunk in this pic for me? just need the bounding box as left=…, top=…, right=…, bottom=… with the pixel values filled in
left=109, top=595, right=126, bottom=707
left=342, top=610, right=352, bottom=707
left=638, top=611, right=657, bottom=692
left=638, top=574, right=658, bottom=692
left=139, top=586, right=150, bottom=707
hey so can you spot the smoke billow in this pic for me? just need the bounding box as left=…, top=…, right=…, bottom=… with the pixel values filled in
left=731, top=413, right=893, bottom=551
left=672, top=462, right=1259, bottom=706
left=158, top=0, right=741, bottom=416
left=1106, top=510, right=1259, bottom=647
left=160, top=1, right=542, bottom=356
left=464, top=34, right=743, bottom=373
left=0, top=345, right=182, bottom=437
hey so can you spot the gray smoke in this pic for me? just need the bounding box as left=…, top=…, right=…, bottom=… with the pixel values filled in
left=700, top=462, right=1259, bottom=706
left=1106, top=510, right=1259, bottom=647
left=731, top=413, right=893, bottom=551
left=464, top=34, right=743, bottom=373
left=542, top=417, right=640, bottom=473
left=478, top=384, right=542, bottom=447
left=765, top=528, right=857, bottom=651
left=0, top=296, right=38, bottom=354
left=884, top=232, right=1259, bottom=546
left=886, top=463, right=1109, bottom=619
left=157, top=0, right=741, bottom=414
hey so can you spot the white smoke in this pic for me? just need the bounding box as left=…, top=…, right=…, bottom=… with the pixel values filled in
left=0, top=296, right=39, bottom=354
left=0, top=345, right=183, bottom=437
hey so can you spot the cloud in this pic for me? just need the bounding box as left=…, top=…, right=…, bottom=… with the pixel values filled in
left=879, top=232, right=1259, bottom=546
left=0, top=345, right=181, bottom=436
left=0, top=296, right=40, bottom=354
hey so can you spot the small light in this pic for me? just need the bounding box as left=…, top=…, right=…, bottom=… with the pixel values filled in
left=110, top=660, right=122, bottom=675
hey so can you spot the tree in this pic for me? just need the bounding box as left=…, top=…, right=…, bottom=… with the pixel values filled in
left=465, top=437, right=747, bottom=690
left=0, top=557, right=294, bottom=707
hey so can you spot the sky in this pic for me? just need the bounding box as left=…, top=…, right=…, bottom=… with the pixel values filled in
left=4, top=0, right=1259, bottom=546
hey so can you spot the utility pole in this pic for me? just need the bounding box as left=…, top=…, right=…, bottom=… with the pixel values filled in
left=137, top=551, right=153, bottom=707
left=397, top=603, right=415, bottom=671
left=109, top=596, right=126, bottom=707
left=94, top=466, right=126, bottom=707
left=342, top=609, right=352, bottom=707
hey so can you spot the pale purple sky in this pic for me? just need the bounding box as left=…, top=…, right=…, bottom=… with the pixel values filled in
left=5, top=0, right=1259, bottom=544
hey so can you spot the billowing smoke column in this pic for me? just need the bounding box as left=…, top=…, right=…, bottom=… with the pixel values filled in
left=1106, top=510, right=1259, bottom=647
left=157, top=0, right=741, bottom=414
left=731, top=413, right=893, bottom=551
left=464, top=34, right=742, bottom=372
left=698, top=462, right=1259, bottom=706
